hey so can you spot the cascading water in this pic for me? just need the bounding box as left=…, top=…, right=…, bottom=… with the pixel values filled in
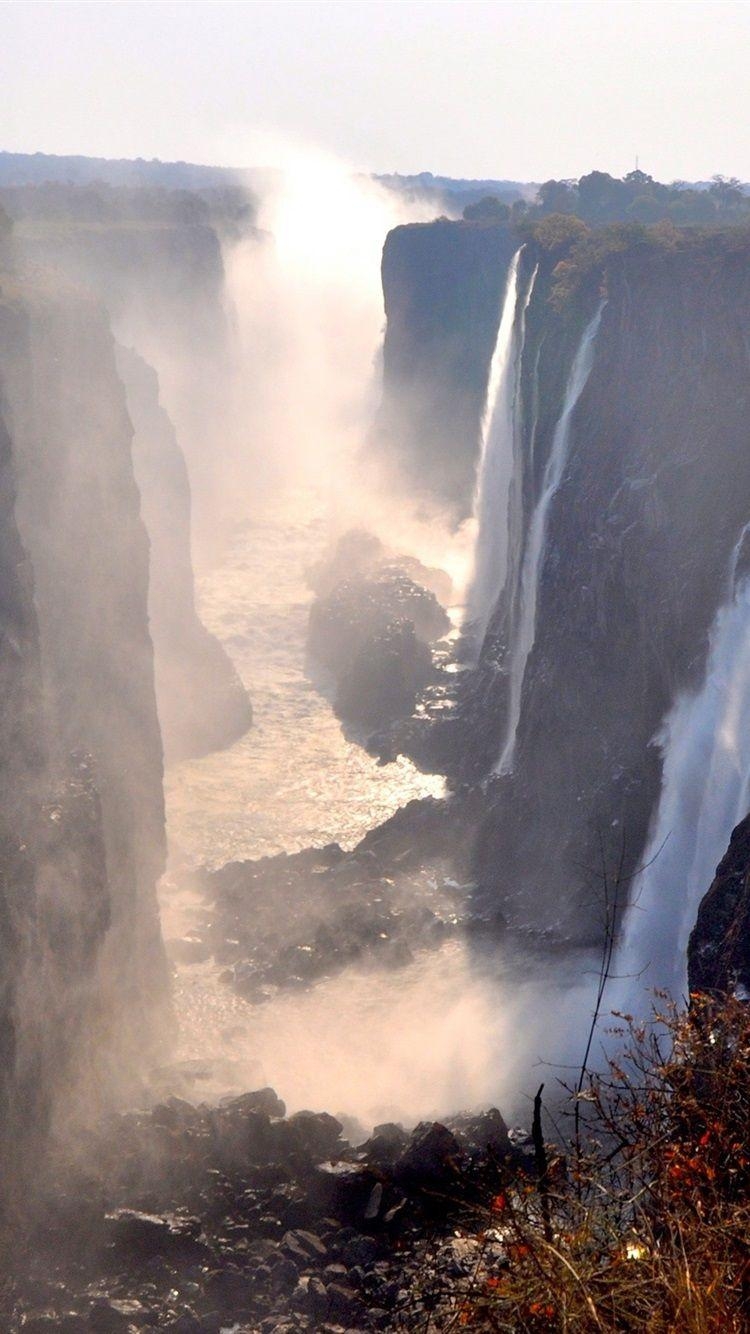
left=496, top=301, right=605, bottom=774
left=616, top=526, right=750, bottom=1006
left=464, top=248, right=522, bottom=651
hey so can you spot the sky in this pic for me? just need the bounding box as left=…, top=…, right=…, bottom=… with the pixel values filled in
left=2, top=0, right=750, bottom=183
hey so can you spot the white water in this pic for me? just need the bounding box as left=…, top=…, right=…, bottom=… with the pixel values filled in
left=616, top=530, right=750, bottom=1009
left=464, top=249, right=521, bottom=648
left=496, top=302, right=605, bottom=775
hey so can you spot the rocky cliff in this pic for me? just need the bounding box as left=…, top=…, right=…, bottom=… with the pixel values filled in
left=376, top=219, right=518, bottom=514
left=474, top=233, right=750, bottom=940
left=2, top=184, right=237, bottom=560
left=0, top=274, right=170, bottom=1166
left=116, top=345, right=251, bottom=762
left=379, top=219, right=750, bottom=953
left=688, top=808, right=750, bottom=997
left=3, top=183, right=254, bottom=756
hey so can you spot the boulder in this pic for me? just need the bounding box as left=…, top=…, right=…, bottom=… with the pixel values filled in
left=394, top=1123, right=463, bottom=1187
left=307, top=568, right=449, bottom=682
left=335, top=619, right=434, bottom=727
left=279, top=1111, right=345, bottom=1161
left=281, top=1229, right=329, bottom=1265
left=447, top=1107, right=512, bottom=1158
left=105, top=1210, right=207, bottom=1262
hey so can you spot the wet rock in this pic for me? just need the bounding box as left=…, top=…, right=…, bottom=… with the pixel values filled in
left=689, top=810, right=750, bottom=996
left=325, top=1281, right=367, bottom=1325
left=224, top=1087, right=287, bottom=1120
left=281, top=1229, right=329, bottom=1265
left=340, top=1235, right=378, bottom=1268
left=307, top=1276, right=330, bottom=1320
left=210, top=1106, right=274, bottom=1167
left=394, top=1123, right=463, bottom=1187
left=364, top=1182, right=383, bottom=1221
left=307, top=529, right=453, bottom=607
left=360, top=1123, right=408, bottom=1167
left=201, top=803, right=467, bottom=1007
left=307, top=567, right=449, bottom=683
left=105, top=1209, right=207, bottom=1262
left=306, top=1162, right=379, bottom=1222
left=162, top=1315, right=202, bottom=1334
left=335, top=619, right=435, bottom=728
left=282, top=1111, right=344, bottom=1161
left=150, top=1096, right=200, bottom=1130
left=22, top=1320, right=87, bottom=1333
left=89, top=1298, right=153, bottom=1330
left=202, top=1267, right=250, bottom=1310
left=447, top=1107, right=512, bottom=1158
left=269, top=1254, right=301, bottom=1293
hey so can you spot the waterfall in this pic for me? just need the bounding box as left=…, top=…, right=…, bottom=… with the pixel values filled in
left=464, top=248, right=523, bottom=651
left=496, top=302, right=605, bottom=774
left=617, top=527, right=750, bottom=1005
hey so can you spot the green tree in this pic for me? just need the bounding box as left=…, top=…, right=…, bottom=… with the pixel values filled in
left=462, top=195, right=510, bottom=223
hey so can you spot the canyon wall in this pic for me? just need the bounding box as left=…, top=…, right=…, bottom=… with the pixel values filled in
left=0, top=275, right=170, bottom=1169
left=380, top=219, right=750, bottom=951
left=476, top=235, right=750, bottom=941
left=376, top=219, right=517, bottom=514
left=1, top=182, right=251, bottom=558
left=116, top=344, right=252, bottom=762
left=689, top=811, right=750, bottom=996
left=3, top=184, right=253, bottom=756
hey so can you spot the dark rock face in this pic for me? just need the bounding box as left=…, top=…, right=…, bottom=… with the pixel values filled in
left=0, top=280, right=170, bottom=1140
left=307, top=564, right=449, bottom=730
left=335, top=619, right=434, bottom=728
left=375, top=218, right=518, bottom=515
left=471, top=240, right=750, bottom=941
left=379, top=225, right=750, bottom=945
left=688, top=813, right=750, bottom=996
left=0, top=404, right=62, bottom=1173
left=309, top=569, right=450, bottom=676
left=393, top=1122, right=462, bottom=1187
left=115, top=346, right=251, bottom=762
left=307, top=528, right=454, bottom=606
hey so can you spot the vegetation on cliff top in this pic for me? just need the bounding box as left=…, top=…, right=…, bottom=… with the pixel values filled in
left=520, top=212, right=750, bottom=310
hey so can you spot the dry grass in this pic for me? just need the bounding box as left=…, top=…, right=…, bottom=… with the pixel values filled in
left=419, top=995, right=750, bottom=1333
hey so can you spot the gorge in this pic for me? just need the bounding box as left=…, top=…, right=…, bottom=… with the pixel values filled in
left=1, top=156, right=750, bottom=1329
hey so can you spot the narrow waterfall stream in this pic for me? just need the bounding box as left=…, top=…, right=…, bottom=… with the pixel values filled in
left=464, top=248, right=521, bottom=649
left=466, top=254, right=542, bottom=663
left=616, top=528, right=750, bottom=1007
left=496, top=301, right=605, bottom=774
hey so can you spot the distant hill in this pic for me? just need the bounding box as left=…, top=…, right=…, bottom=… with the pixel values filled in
left=0, top=150, right=244, bottom=190
left=376, top=170, right=537, bottom=214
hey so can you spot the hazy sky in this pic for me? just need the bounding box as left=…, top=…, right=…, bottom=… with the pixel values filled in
left=3, top=0, right=750, bottom=182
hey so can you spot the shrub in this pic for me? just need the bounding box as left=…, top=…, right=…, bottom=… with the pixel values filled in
left=419, top=996, right=750, bottom=1331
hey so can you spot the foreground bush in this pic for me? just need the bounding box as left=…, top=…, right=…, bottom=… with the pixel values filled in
left=422, top=995, right=750, bottom=1332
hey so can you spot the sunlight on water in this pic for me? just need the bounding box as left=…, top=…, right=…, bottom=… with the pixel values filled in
left=165, top=488, right=444, bottom=870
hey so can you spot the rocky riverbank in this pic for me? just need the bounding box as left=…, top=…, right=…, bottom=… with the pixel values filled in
left=3, top=1089, right=533, bottom=1333
left=170, top=791, right=489, bottom=1006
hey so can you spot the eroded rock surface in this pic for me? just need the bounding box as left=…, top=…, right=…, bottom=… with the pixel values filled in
left=1, top=1090, right=528, bottom=1333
